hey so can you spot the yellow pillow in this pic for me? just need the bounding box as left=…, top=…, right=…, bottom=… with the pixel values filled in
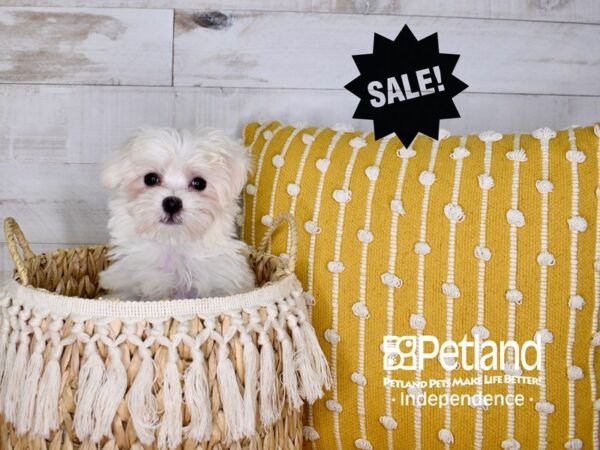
left=242, top=121, right=600, bottom=450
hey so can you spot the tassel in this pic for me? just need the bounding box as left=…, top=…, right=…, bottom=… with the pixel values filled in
left=92, top=345, right=127, bottom=442
left=183, top=349, right=211, bottom=442
left=127, top=353, right=158, bottom=445
left=157, top=349, right=183, bottom=450
left=16, top=343, right=45, bottom=434
left=74, top=342, right=105, bottom=441
left=0, top=332, right=18, bottom=415
left=0, top=340, right=7, bottom=394
left=259, top=331, right=280, bottom=427
left=290, top=320, right=324, bottom=403
left=300, top=320, right=332, bottom=390
left=33, top=355, right=61, bottom=438
left=216, top=340, right=245, bottom=442
left=0, top=341, right=7, bottom=411
left=241, top=334, right=259, bottom=436
left=4, top=333, right=30, bottom=423
left=280, top=334, right=302, bottom=411
left=0, top=316, right=11, bottom=398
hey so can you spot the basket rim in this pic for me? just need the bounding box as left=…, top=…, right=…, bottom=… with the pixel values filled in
left=1, top=275, right=299, bottom=321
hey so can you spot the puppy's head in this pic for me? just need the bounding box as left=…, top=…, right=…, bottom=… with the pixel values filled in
left=102, top=127, right=251, bottom=242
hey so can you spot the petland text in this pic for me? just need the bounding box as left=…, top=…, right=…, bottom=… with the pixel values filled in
left=383, top=335, right=542, bottom=372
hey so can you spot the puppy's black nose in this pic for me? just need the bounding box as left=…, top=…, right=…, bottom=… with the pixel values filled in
left=162, top=196, right=183, bottom=214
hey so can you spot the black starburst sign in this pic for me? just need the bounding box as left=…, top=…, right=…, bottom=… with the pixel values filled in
left=345, top=25, right=468, bottom=145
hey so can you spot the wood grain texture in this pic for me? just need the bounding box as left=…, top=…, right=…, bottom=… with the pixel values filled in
left=0, top=84, right=598, bottom=164
left=0, top=85, right=176, bottom=162
left=391, top=0, right=600, bottom=23
left=0, top=161, right=108, bottom=244
left=1, top=1, right=599, bottom=23
left=174, top=88, right=600, bottom=136
left=0, top=7, right=173, bottom=85
left=174, top=10, right=600, bottom=95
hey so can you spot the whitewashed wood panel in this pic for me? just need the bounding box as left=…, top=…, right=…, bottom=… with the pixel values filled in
left=0, top=161, right=109, bottom=243
left=0, top=7, right=173, bottom=85
left=66, top=87, right=176, bottom=162
left=174, top=88, right=600, bottom=137
left=0, top=85, right=176, bottom=162
left=0, top=1, right=391, bottom=14
left=391, top=0, right=600, bottom=24
left=0, top=84, right=598, bottom=164
left=1, top=1, right=599, bottom=24
left=174, top=10, right=600, bottom=95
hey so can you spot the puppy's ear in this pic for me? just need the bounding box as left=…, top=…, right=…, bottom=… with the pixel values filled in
left=101, top=130, right=144, bottom=190
left=227, top=139, right=254, bottom=197
left=199, top=129, right=254, bottom=199
left=101, top=151, right=130, bottom=190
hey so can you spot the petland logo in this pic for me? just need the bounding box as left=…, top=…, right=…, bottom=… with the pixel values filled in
left=383, top=335, right=542, bottom=372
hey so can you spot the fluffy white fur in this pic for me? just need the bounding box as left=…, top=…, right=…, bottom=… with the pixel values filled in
left=99, top=127, right=256, bottom=301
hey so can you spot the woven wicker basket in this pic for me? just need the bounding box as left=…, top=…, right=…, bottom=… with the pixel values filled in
left=0, top=214, right=330, bottom=450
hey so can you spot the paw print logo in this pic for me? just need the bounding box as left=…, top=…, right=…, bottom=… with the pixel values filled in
left=383, top=335, right=418, bottom=370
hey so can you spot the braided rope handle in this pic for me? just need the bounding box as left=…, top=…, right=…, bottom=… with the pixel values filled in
left=3, top=217, right=35, bottom=285
left=257, top=213, right=298, bottom=273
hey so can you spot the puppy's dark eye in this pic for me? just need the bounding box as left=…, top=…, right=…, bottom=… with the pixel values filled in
left=190, top=177, right=207, bottom=191
left=144, top=172, right=160, bottom=186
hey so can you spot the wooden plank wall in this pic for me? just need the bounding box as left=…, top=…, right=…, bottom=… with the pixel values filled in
left=0, top=2, right=599, bottom=275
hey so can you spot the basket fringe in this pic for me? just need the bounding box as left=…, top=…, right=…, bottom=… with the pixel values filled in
left=241, top=332, right=259, bottom=436
left=92, top=344, right=127, bottom=442
left=127, top=353, right=158, bottom=445
left=0, top=343, right=5, bottom=383
left=16, top=345, right=44, bottom=434
left=280, top=334, right=302, bottom=410
left=157, top=349, right=183, bottom=450
left=300, top=320, right=332, bottom=391
left=0, top=332, right=17, bottom=415
left=216, top=337, right=245, bottom=442
left=74, top=341, right=106, bottom=441
left=4, top=333, right=30, bottom=423
left=183, top=348, right=212, bottom=442
left=0, top=339, right=7, bottom=400
left=0, top=276, right=331, bottom=446
left=0, top=312, right=10, bottom=404
left=33, top=356, right=61, bottom=437
left=289, top=318, right=324, bottom=403
left=259, top=331, right=280, bottom=427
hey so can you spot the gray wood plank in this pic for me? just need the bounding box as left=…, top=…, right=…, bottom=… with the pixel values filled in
left=174, top=10, right=600, bottom=95
left=391, top=0, right=600, bottom=24
left=1, top=1, right=599, bottom=23
left=0, top=161, right=109, bottom=243
left=0, top=85, right=176, bottom=162
left=0, top=84, right=598, bottom=164
left=0, top=7, right=173, bottom=85
left=174, top=88, right=600, bottom=136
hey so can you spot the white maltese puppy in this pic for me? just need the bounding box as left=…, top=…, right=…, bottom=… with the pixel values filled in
left=99, top=127, right=256, bottom=300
